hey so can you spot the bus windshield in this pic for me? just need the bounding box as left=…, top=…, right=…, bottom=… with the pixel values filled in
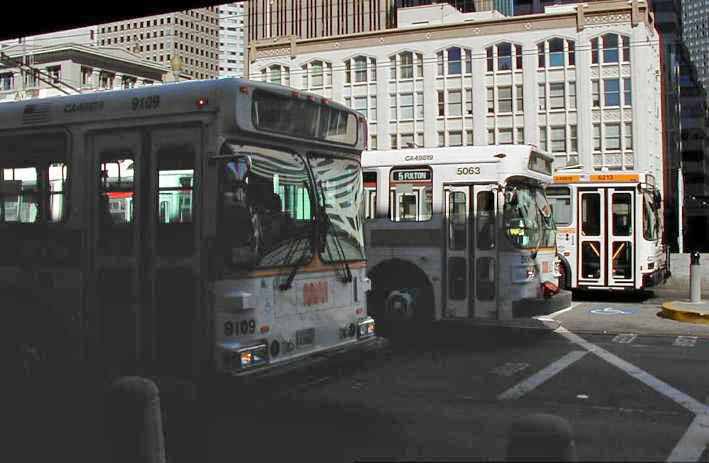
left=503, top=183, right=555, bottom=249
left=309, top=155, right=366, bottom=262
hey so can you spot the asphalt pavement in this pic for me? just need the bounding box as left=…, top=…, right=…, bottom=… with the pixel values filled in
left=197, top=289, right=709, bottom=463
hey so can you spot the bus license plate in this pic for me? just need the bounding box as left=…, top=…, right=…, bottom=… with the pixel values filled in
left=296, top=328, right=315, bottom=346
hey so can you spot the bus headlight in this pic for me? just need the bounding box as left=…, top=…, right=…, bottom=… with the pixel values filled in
left=232, top=343, right=268, bottom=370
left=357, top=318, right=375, bottom=339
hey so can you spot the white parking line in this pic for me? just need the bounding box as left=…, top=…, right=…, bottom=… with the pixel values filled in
left=673, top=336, right=698, bottom=348
left=554, top=326, right=707, bottom=415
left=541, top=302, right=579, bottom=320
left=497, top=350, right=588, bottom=400
left=612, top=333, right=638, bottom=344
left=667, top=397, right=709, bottom=463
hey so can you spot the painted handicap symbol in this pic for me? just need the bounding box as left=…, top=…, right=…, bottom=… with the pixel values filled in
left=590, top=307, right=637, bottom=315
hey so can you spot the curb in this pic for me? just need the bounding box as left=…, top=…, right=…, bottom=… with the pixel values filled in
left=660, top=301, right=709, bottom=325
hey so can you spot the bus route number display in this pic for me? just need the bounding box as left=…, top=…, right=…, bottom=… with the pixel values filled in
left=391, top=170, right=431, bottom=182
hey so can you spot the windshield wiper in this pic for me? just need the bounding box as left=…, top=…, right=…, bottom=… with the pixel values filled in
left=317, top=182, right=352, bottom=284
left=278, top=228, right=315, bottom=291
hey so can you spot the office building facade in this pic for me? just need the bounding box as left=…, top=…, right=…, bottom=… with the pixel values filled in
left=218, top=2, right=247, bottom=78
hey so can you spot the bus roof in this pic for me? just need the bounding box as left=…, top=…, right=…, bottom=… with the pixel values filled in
left=361, top=145, right=546, bottom=168
left=0, top=77, right=359, bottom=134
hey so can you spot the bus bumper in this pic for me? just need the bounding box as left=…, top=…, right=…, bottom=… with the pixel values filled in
left=642, top=268, right=669, bottom=288
left=226, top=335, right=386, bottom=382
left=512, top=290, right=573, bottom=319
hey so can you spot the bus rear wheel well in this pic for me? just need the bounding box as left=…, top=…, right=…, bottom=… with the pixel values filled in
left=366, top=259, right=434, bottom=323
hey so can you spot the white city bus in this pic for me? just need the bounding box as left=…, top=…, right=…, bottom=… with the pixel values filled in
left=548, top=171, right=669, bottom=291
left=1, top=78, right=377, bottom=384
left=362, top=146, right=571, bottom=334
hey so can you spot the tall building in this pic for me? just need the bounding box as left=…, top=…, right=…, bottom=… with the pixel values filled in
left=246, top=0, right=396, bottom=43
left=250, top=0, right=663, bottom=185
left=218, top=2, right=247, bottom=78
left=682, top=0, right=709, bottom=95
left=96, top=7, right=220, bottom=80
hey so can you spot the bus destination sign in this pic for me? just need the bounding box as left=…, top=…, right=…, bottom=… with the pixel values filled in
left=391, top=169, right=432, bottom=183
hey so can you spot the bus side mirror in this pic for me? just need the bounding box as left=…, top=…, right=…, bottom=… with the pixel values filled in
left=225, top=155, right=252, bottom=184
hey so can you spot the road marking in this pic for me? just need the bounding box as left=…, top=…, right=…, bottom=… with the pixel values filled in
left=554, top=326, right=707, bottom=415
left=491, top=362, right=530, bottom=377
left=612, top=333, right=638, bottom=344
left=590, top=306, right=637, bottom=315
left=667, top=397, right=709, bottom=463
left=542, top=302, right=579, bottom=319
left=497, top=350, right=587, bottom=400
left=673, top=336, right=698, bottom=347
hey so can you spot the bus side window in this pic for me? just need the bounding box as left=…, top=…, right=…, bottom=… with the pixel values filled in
left=476, top=191, right=495, bottom=250
left=99, top=157, right=134, bottom=225
left=1, top=165, right=40, bottom=223
left=48, top=162, right=69, bottom=223
left=363, top=171, right=377, bottom=220
left=157, top=148, right=194, bottom=224
left=546, top=187, right=571, bottom=226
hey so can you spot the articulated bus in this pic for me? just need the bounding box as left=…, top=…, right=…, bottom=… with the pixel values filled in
left=361, top=146, right=571, bottom=334
left=1, top=78, right=377, bottom=385
left=548, top=171, right=669, bottom=291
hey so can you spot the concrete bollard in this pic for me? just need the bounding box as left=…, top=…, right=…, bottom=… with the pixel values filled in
left=105, top=376, right=166, bottom=463
left=506, top=413, right=577, bottom=462
left=690, top=252, right=701, bottom=303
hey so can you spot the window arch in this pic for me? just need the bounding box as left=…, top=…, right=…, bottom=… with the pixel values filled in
left=436, top=46, right=472, bottom=76
left=590, top=33, right=630, bottom=65
left=486, top=42, right=523, bottom=72
left=537, top=37, right=576, bottom=68
left=345, top=56, right=377, bottom=84
left=259, top=64, right=290, bottom=86
left=301, top=60, right=332, bottom=90
left=389, top=51, right=424, bottom=81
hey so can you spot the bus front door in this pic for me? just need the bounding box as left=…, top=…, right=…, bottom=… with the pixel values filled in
left=91, top=127, right=203, bottom=379
left=607, top=188, right=634, bottom=286
left=578, top=189, right=605, bottom=286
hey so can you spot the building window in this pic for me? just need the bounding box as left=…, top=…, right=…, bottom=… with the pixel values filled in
left=465, top=88, right=473, bottom=116
left=261, top=64, right=290, bottom=86
left=515, top=85, right=523, bottom=112
left=400, top=52, right=413, bottom=79
left=99, top=71, right=115, bottom=89
left=486, top=42, right=523, bottom=72
left=302, top=60, right=332, bottom=89
left=605, top=123, right=621, bottom=150
left=438, top=132, right=445, bottom=147
left=370, top=134, right=378, bottom=150
left=591, top=34, right=631, bottom=65
left=438, top=90, right=445, bottom=116
left=603, top=79, right=620, bottom=107
left=516, top=127, right=524, bottom=144
left=487, top=87, right=494, bottom=113
left=449, top=131, right=463, bottom=146
left=80, top=67, right=92, bottom=86
left=538, top=83, right=546, bottom=110
left=593, top=124, right=601, bottom=151
left=570, top=125, right=578, bottom=152
left=539, top=126, right=547, bottom=151
left=623, top=78, right=632, bottom=105
left=568, top=82, right=576, bottom=109
left=122, top=76, right=137, bottom=89
left=550, top=126, right=566, bottom=153
left=624, top=123, right=633, bottom=150
left=466, top=130, right=473, bottom=145
left=401, top=133, right=415, bottom=148
left=549, top=82, right=565, bottom=109
left=391, top=134, right=398, bottom=149
left=497, top=86, right=512, bottom=113
left=592, top=80, right=600, bottom=108
left=399, top=93, right=414, bottom=120
left=46, top=66, right=61, bottom=82
left=448, top=89, right=462, bottom=116
left=0, top=73, right=13, bottom=91
left=416, top=92, right=423, bottom=120
left=390, top=94, right=397, bottom=120
left=436, top=47, right=469, bottom=76
left=390, top=52, right=422, bottom=80
left=498, top=128, right=513, bottom=145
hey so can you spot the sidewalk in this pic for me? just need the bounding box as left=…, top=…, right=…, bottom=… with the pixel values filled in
left=653, top=287, right=709, bottom=325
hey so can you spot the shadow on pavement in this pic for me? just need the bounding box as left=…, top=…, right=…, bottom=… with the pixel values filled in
left=571, top=289, right=655, bottom=304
